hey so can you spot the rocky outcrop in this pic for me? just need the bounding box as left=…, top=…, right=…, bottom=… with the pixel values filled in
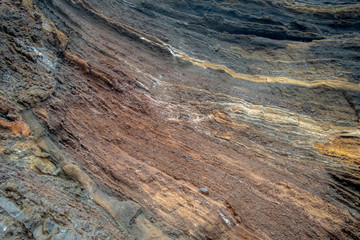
left=1, top=0, right=359, bottom=239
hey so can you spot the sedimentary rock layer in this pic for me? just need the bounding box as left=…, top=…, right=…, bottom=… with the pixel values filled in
left=1, top=0, right=359, bottom=239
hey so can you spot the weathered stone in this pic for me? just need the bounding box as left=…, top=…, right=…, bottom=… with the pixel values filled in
left=62, top=164, right=94, bottom=192
left=199, top=187, right=209, bottom=195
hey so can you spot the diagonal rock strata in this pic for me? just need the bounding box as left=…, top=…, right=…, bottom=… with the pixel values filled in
left=1, top=0, right=359, bottom=239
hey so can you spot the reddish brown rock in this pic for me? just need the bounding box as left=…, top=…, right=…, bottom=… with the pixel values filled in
left=1, top=0, right=359, bottom=239
left=0, top=119, right=31, bottom=135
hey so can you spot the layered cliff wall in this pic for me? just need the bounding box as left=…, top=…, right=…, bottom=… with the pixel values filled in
left=0, top=0, right=359, bottom=239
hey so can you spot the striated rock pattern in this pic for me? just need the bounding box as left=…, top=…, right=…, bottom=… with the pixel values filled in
left=1, top=0, right=359, bottom=239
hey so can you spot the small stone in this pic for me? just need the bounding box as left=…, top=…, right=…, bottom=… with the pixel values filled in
left=3, top=148, right=13, bottom=155
left=34, top=12, right=42, bottom=21
left=43, top=219, right=57, bottom=234
left=32, top=225, right=44, bottom=240
left=34, top=151, right=50, bottom=158
left=235, top=216, right=242, bottom=223
left=6, top=113, right=19, bottom=121
left=199, top=187, right=209, bottom=195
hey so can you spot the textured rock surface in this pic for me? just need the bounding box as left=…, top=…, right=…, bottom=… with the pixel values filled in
left=1, top=0, right=359, bottom=239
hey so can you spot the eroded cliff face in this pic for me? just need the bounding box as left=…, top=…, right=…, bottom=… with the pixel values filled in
left=0, top=0, right=359, bottom=239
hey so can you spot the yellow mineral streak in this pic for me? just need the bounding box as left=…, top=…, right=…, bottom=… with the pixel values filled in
left=314, top=137, right=360, bottom=165
left=174, top=51, right=360, bottom=91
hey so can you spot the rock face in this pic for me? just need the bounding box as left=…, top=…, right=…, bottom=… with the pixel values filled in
left=1, top=0, right=359, bottom=239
